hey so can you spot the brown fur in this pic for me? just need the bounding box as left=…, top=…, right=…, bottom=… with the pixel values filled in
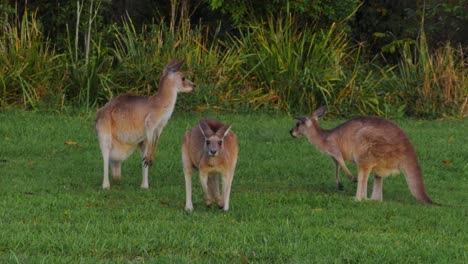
left=95, top=59, right=195, bottom=189
left=182, top=119, right=238, bottom=212
left=290, top=106, right=435, bottom=205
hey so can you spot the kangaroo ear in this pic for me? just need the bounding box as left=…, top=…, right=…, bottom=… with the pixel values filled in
left=164, top=59, right=185, bottom=75
left=199, top=120, right=214, bottom=138
left=216, top=125, right=231, bottom=138
left=294, top=116, right=308, bottom=123
left=312, top=105, right=327, bottom=119
left=294, top=116, right=312, bottom=127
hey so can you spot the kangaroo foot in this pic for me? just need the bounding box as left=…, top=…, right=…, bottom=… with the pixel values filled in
left=337, top=182, right=344, bottom=191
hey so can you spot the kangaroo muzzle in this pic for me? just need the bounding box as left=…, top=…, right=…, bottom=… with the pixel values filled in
left=290, top=128, right=298, bottom=138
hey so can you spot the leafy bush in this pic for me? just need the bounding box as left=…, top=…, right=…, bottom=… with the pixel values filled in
left=108, top=17, right=246, bottom=112
left=0, top=4, right=465, bottom=118
left=392, top=34, right=467, bottom=118
left=228, top=13, right=399, bottom=116
left=0, top=10, right=64, bottom=109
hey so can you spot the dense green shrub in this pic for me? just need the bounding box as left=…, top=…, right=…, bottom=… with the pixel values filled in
left=0, top=10, right=64, bottom=109
left=0, top=2, right=466, bottom=118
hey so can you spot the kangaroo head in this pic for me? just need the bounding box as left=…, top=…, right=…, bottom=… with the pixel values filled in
left=163, top=59, right=196, bottom=93
left=290, top=105, right=327, bottom=138
left=199, top=120, right=231, bottom=157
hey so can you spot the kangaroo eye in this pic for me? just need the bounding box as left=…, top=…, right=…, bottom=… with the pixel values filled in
left=182, top=77, right=186, bottom=81
left=206, top=140, right=210, bottom=145
left=218, top=141, right=222, bottom=146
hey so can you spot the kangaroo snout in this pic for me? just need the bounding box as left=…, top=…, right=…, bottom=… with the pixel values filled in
left=289, top=128, right=298, bottom=138
left=209, top=149, right=217, bottom=156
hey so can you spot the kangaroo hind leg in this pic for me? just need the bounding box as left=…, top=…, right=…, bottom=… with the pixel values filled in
left=199, top=171, right=215, bottom=208
left=371, top=174, right=383, bottom=201
left=97, top=133, right=112, bottom=190
left=111, top=161, right=122, bottom=183
left=355, top=165, right=372, bottom=201
left=207, top=173, right=221, bottom=208
left=220, top=170, right=235, bottom=211
left=182, top=135, right=194, bottom=212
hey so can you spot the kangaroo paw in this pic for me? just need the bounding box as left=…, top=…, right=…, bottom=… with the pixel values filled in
left=337, top=182, right=344, bottom=191
left=205, top=199, right=214, bottom=208
left=142, top=158, right=153, bottom=167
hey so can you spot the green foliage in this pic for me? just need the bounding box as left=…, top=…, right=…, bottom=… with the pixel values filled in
left=352, top=0, right=467, bottom=59
left=0, top=111, right=467, bottom=262
left=389, top=32, right=467, bottom=118
left=230, top=15, right=349, bottom=112
left=60, top=0, right=114, bottom=111
left=228, top=13, right=400, bottom=116
left=108, top=16, right=246, bottom=112
left=0, top=10, right=64, bottom=109
left=206, top=0, right=360, bottom=28
left=9, top=0, right=113, bottom=50
left=0, top=2, right=465, bottom=118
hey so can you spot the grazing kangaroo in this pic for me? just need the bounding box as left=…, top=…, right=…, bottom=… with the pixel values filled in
left=95, top=59, right=195, bottom=189
left=289, top=106, right=436, bottom=205
left=182, top=119, right=238, bottom=212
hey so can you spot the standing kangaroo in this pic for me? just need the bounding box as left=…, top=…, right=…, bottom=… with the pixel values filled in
left=182, top=119, right=238, bottom=212
left=95, top=59, right=195, bottom=189
left=289, top=106, right=435, bottom=205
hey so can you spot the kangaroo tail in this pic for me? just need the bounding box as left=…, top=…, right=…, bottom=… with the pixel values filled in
left=402, top=160, right=437, bottom=205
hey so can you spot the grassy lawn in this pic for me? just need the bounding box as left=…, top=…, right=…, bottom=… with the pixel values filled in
left=0, top=110, right=466, bottom=263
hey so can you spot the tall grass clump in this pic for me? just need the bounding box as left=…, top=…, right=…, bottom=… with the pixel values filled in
left=61, top=0, right=114, bottom=111
left=0, top=9, right=64, bottom=109
left=110, top=16, right=245, bottom=112
left=228, top=12, right=393, bottom=115
left=110, top=17, right=171, bottom=96
left=0, top=2, right=465, bottom=118
left=392, top=30, right=467, bottom=118
left=0, top=1, right=115, bottom=112
left=229, top=14, right=346, bottom=112
left=335, top=55, right=401, bottom=118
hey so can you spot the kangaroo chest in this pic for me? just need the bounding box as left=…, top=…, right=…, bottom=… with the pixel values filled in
left=198, top=156, right=226, bottom=173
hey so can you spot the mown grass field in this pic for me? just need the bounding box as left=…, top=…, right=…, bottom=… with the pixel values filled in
left=0, top=110, right=466, bottom=263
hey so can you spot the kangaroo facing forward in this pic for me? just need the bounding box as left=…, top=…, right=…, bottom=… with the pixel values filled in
left=95, top=59, right=195, bottom=189
left=182, top=119, right=238, bottom=212
left=290, top=106, right=435, bottom=205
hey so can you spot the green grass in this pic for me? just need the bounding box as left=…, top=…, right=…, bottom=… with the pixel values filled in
left=0, top=110, right=466, bottom=263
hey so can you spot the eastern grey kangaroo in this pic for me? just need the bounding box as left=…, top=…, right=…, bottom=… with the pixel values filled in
left=95, top=59, right=195, bottom=189
left=290, top=106, right=435, bottom=204
left=182, top=119, right=238, bottom=212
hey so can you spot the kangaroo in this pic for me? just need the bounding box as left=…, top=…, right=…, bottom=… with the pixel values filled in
left=182, top=119, right=238, bottom=212
left=289, top=105, right=435, bottom=205
left=95, top=59, right=195, bottom=189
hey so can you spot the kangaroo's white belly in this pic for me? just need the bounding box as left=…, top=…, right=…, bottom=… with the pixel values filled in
left=115, top=129, right=146, bottom=145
